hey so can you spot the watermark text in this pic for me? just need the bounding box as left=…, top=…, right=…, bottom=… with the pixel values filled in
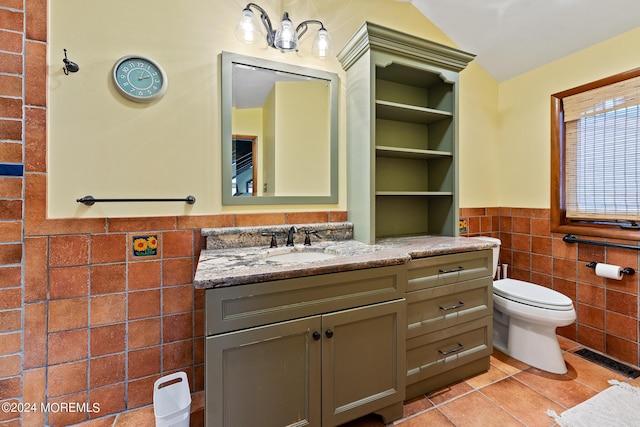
left=1, top=401, right=101, bottom=414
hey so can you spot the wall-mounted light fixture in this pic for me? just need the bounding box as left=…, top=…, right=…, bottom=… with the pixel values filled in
left=235, top=3, right=333, bottom=59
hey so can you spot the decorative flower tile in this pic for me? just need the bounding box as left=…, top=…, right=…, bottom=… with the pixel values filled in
left=132, top=235, right=158, bottom=257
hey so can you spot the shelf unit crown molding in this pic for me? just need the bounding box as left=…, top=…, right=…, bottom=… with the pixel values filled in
left=337, top=21, right=475, bottom=72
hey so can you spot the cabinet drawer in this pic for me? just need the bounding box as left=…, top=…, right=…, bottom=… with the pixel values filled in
left=407, top=250, right=491, bottom=292
left=405, top=316, right=492, bottom=385
left=206, top=265, right=405, bottom=335
left=406, top=276, right=492, bottom=338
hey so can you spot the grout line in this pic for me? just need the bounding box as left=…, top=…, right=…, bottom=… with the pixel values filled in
left=475, top=387, right=528, bottom=426
left=396, top=360, right=526, bottom=424
left=373, top=339, right=629, bottom=426
left=508, top=372, right=570, bottom=411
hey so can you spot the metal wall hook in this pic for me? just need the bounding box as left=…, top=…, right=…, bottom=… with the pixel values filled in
left=62, top=49, right=79, bottom=75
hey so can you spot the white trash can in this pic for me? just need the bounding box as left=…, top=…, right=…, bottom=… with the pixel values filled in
left=153, top=371, right=191, bottom=427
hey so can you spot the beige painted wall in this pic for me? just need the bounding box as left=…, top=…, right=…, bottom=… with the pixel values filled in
left=273, top=80, right=330, bottom=196
left=48, top=0, right=640, bottom=218
left=48, top=0, right=499, bottom=218
left=458, top=61, right=500, bottom=207
left=497, top=27, right=640, bottom=208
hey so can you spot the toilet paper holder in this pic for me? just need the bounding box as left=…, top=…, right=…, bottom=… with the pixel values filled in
left=586, top=262, right=635, bottom=275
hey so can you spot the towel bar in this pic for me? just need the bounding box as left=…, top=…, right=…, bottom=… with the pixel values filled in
left=562, top=234, right=640, bottom=251
left=76, top=195, right=196, bottom=206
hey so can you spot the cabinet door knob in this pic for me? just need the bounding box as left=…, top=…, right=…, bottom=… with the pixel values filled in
left=325, top=329, right=334, bottom=338
left=312, top=331, right=321, bottom=341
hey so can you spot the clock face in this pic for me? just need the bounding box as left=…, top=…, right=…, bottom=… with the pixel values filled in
left=112, top=56, right=167, bottom=102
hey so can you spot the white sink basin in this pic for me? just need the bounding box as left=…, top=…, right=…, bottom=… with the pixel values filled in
left=263, top=247, right=338, bottom=263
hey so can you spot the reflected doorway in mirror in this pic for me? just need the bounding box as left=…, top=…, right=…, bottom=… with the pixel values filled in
left=232, top=135, right=257, bottom=196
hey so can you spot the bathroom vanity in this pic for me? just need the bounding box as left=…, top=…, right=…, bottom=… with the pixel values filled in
left=195, top=224, right=495, bottom=426
left=204, top=265, right=406, bottom=427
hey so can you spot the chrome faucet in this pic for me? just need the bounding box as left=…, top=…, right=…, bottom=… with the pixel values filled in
left=286, top=226, right=298, bottom=246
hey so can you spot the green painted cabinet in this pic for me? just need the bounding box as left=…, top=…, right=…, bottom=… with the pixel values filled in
left=205, top=266, right=407, bottom=426
left=404, top=250, right=493, bottom=398
left=206, top=316, right=321, bottom=426
left=321, top=300, right=406, bottom=426
left=338, top=22, right=475, bottom=243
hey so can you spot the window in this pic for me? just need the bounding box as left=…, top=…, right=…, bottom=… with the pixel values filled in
left=551, top=68, right=640, bottom=239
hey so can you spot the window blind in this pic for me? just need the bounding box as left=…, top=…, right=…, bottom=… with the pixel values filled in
left=563, top=75, right=640, bottom=221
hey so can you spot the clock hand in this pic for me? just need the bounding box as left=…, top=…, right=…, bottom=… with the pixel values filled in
left=138, top=71, right=151, bottom=81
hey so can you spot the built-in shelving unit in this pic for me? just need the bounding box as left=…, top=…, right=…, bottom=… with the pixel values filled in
left=338, top=22, right=475, bottom=243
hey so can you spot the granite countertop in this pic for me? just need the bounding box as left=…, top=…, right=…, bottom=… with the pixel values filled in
left=194, top=234, right=497, bottom=289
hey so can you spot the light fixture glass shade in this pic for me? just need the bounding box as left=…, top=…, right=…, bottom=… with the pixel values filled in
left=311, top=28, right=333, bottom=59
left=235, top=9, right=263, bottom=44
left=274, top=14, right=298, bottom=51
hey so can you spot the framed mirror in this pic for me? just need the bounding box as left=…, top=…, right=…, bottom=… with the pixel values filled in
left=221, top=52, right=339, bottom=205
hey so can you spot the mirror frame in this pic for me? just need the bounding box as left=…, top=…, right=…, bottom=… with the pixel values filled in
left=221, top=51, right=339, bottom=205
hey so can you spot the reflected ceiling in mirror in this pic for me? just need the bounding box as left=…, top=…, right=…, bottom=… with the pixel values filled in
left=221, top=52, right=339, bottom=205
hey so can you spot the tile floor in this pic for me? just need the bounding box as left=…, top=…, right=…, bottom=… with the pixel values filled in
left=104, top=336, right=637, bottom=426
left=341, top=336, right=640, bottom=427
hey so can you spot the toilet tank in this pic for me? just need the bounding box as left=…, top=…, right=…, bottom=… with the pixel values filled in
left=469, top=236, right=500, bottom=279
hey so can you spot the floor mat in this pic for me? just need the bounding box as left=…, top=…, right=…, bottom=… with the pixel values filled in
left=547, top=380, right=640, bottom=426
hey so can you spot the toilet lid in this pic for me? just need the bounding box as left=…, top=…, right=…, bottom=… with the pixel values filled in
left=494, top=279, right=574, bottom=310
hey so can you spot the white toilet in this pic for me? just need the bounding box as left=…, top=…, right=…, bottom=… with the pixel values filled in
left=473, top=237, right=576, bottom=374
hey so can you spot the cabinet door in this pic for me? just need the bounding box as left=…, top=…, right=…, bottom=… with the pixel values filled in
left=206, top=316, right=322, bottom=427
left=321, top=299, right=406, bottom=427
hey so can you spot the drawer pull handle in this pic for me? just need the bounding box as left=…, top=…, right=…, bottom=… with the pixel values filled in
left=440, top=301, right=465, bottom=311
left=312, top=331, right=321, bottom=341
left=325, top=329, right=334, bottom=339
left=439, top=266, right=464, bottom=274
left=438, top=343, right=465, bottom=355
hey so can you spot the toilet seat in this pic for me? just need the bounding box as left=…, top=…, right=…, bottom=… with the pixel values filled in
left=494, top=279, right=574, bottom=311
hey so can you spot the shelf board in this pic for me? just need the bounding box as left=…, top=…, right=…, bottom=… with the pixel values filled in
left=376, top=146, right=453, bottom=159
left=375, top=191, right=453, bottom=196
left=375, top=100, right=452, bottom=124
left=376, top=64, right=446, bottom=88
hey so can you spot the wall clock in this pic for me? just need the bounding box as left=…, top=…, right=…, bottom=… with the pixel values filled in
left=112, top=55, right=168, bottom=102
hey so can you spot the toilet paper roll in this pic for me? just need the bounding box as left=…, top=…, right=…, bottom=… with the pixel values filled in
left=595, top=263, right=624, bottom=280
